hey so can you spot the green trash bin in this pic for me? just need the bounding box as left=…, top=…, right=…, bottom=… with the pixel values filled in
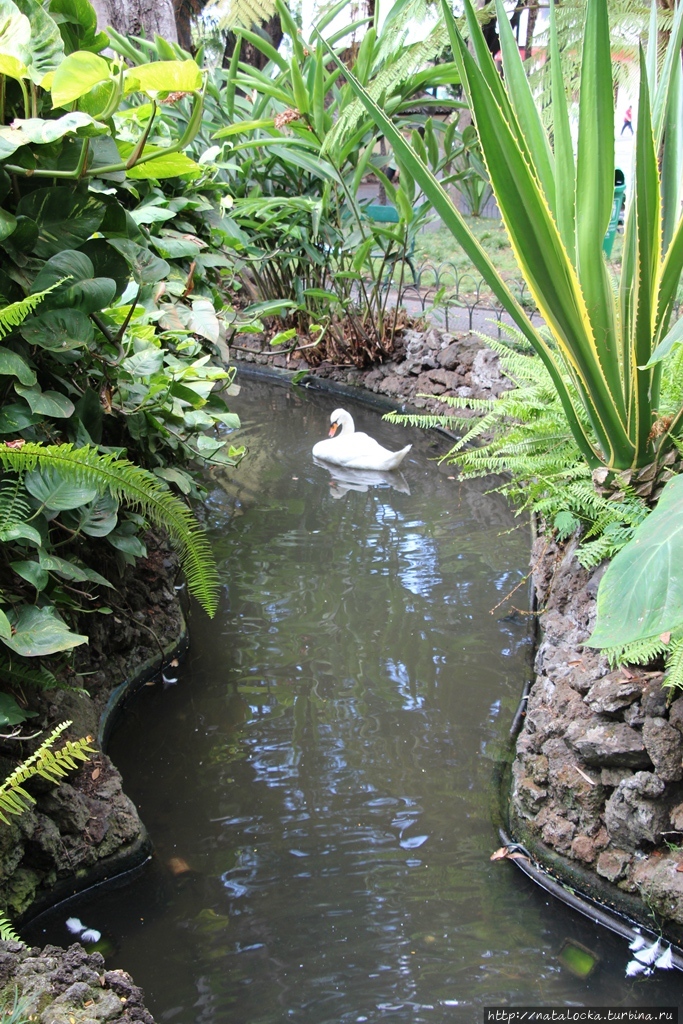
left=603, top=168, right=626, bottom=257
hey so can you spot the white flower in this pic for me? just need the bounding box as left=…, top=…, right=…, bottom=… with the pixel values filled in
left=66, top=917, right=85, bottom=935
left=80, top=928, right=102, bottom=944
left=628, top=933, right=646, bottom=951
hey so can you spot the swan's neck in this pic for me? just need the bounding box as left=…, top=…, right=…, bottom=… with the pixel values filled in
left=337, top=413, right=355, bottom=436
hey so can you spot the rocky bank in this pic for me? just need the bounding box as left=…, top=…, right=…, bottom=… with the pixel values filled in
left=510, top=535, right=683, bottom=943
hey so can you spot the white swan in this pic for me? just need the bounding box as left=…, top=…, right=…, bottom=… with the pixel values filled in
left=312, top=409, right=411, bottom=472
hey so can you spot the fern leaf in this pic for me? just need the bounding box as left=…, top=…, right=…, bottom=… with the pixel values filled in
left=0, top=912, right=22, bottom=943
left=0, top=655, right=62, bottom=693
left=205, top=0, right=277, bottom=30
left=0, top=282, right=65, bottom=340
left=664, top=637, right=683, bottom=693
left=0, top=443, right=219, bottom=617
left=0, top=721, right=96, bottom=824
left=323, top=22, right=450, bottom=155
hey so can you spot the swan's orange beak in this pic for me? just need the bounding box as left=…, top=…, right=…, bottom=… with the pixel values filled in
left=328, top=422, right=341, bottom=437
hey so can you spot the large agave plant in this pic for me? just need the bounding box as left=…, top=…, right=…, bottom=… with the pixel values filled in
left=323, top=0, right=683, bottom=476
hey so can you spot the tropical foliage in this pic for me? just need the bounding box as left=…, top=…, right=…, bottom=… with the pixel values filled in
left=110, top=0, right=463, bottom=365
left=329, top=0, right=683, bottom=475
left=0, top=0, right=252, bottom=722
left=334, top=0, right=683, bottom=683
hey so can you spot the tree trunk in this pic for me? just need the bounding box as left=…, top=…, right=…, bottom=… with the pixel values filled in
left=522, top=2, right=539, bottom=61
left=223, top=13, right=283, bottom=69
left=91, top=0, right=179, bottom=43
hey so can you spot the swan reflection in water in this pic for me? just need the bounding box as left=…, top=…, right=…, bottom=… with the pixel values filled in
left=313, top=457, right=411, bottom=499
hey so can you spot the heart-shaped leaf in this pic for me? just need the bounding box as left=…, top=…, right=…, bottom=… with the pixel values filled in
left=21, top=308, right=94, bottom=350
left=108, top=238, right=170, bottom=284
left=51, top=50, right=110, bottom=107
left=17, top=188, right=104, bottom=259
left=3, top=604, right=87, bottom=656
left=25, top=465, right=98, bottom=510
left=30, top=249, right=115, bottom=314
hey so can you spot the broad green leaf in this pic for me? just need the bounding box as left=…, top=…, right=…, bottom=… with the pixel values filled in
left=0, top=609, right=11, bottom=640
left=107, top=524, right=146, bottom=557
left=122, top=347, right=164, bottom=377
left=49, top=0, right=109, bottom=55
left=154, top=466, right=192, bottom=494
left=8, top=111, right=106, bottom=145
left=24, top=465, right=98, bottom=510
left=108, top=238, right=169, bottom=284
left=14, top=383, right=74, bottom=417
left=0, top=347, right=35, bottom=386
left=50, top=50, right=110, bottom=106
left=118, top=144, right=202, bottom=180
left=0, top=1, right=31, bottom=68
left=39, top=553, right=113, bottom=587
left=30, top=249, right=116, bottom=315
left=16, top=188, right=105, bottom=259
left=13, top=0, right=65, bottom=84
left=11, top=558, right=49, bottom=590
left=0, top=520, right=41, bottom=545
left=3, top=604, right=87, bottom=656
left=589, top=475, right=683, bottom=648
left=21, top=308, right=94, bottom=350
left=189, top=297, right=219, bottom=343
left=123, top=59, right=202, bottom=96
left=151, top=234, right=202, bottom=259
left=78, top=238, right=131, bottom=297
left=0, top=402, right=40, bottom=432
left=65, top=490, right=118, bottom=537
left=130, top=204, right=175, bottom=225
left=0, top=53, right=27, bottom=78
left=0, top=692, right=37, bottom=725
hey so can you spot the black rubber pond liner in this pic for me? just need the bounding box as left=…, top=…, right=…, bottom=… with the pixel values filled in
left=496, top=826, right=683, bottom=972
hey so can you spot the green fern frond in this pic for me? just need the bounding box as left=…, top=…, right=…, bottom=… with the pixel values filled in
left=0, top=479, right=31, bottom=532
left=0, top=914, right=21, bottom=943
left=205, top=0, right=277, bottom=30
left=664, top=637, right=683, bottom=693
left=0, top=443, right=219, bottom=617
left=0, top=282, right=65, bottom=341
left=0, top=721, right=95, bottom=825
left=0, top=655, right=62, bottom=693
left=598, top=635, right=668, bottom=670
left=324, top=23, right=449, bottom=154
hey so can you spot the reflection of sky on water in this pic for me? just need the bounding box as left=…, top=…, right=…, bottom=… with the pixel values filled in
left=384, top=658, right=425, bottom=711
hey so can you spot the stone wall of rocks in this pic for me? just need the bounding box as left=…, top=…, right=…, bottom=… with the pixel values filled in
left=0, top=941, right=153, bottom=1024
left=233, top=326, right=512, bottom=410
left=511, top=535, right=683, bottom=937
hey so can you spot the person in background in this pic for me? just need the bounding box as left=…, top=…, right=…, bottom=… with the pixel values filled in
left=621, top=106, right=633, bottom=135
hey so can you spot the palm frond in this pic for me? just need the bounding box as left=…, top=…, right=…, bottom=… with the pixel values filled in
left=0, top=444, right=219, bottom=617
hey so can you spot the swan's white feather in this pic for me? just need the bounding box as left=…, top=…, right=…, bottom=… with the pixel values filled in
left=312, top=409, right=411, bottom=472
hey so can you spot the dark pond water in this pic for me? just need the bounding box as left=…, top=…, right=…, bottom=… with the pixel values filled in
left=28, top=379, right=682, bottom=1020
